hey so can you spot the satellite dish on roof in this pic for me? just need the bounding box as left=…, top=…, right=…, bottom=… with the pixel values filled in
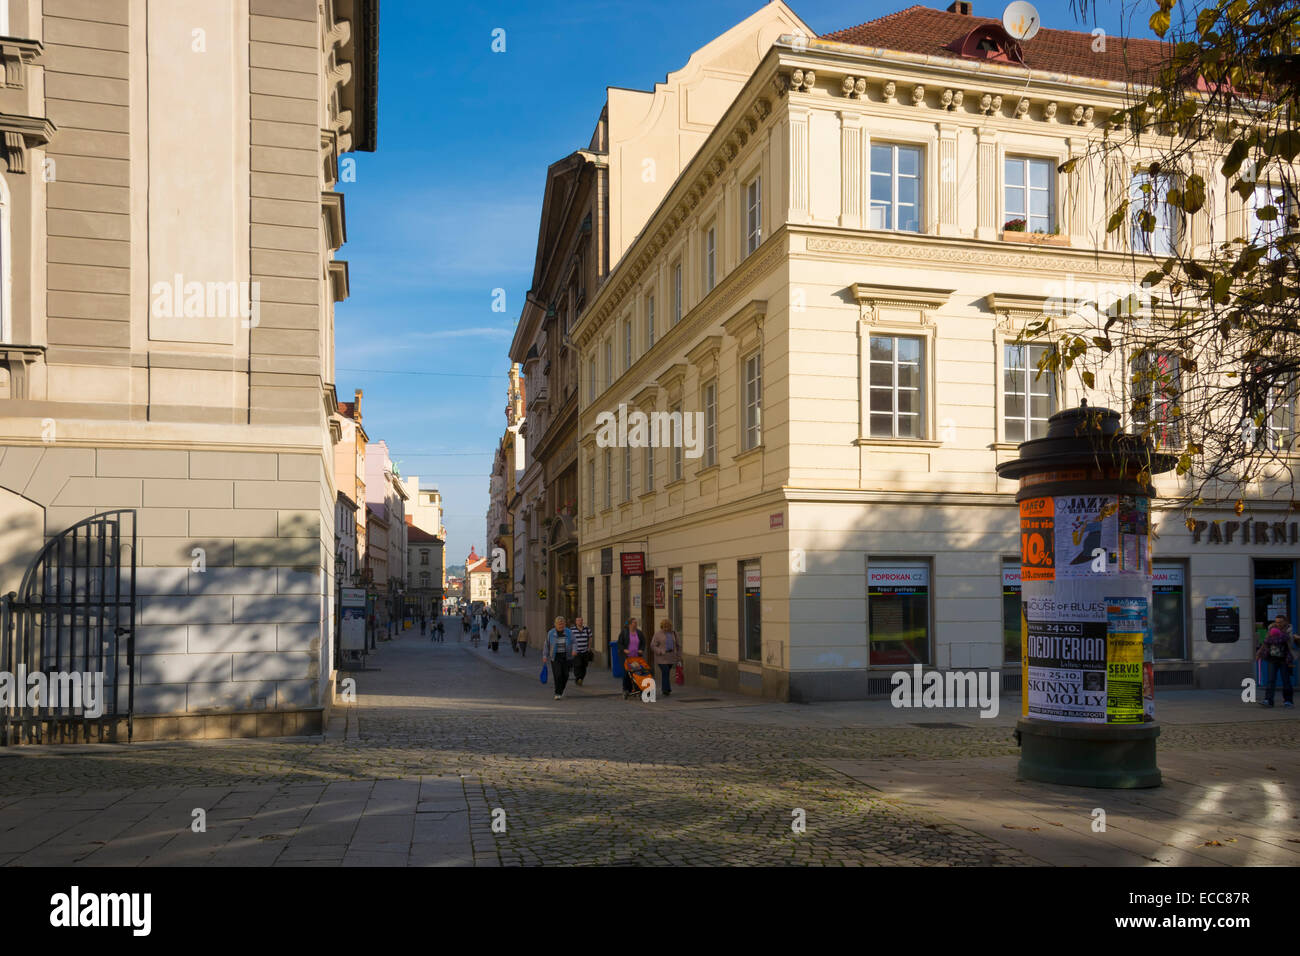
left=1002, top=1, right=1041, bottom=40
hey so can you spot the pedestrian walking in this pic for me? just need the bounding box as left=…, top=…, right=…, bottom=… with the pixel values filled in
left=517, top=625, right=529, bottom=657
left=1258, top=622, right=1295, bottom=707
left=617, top=617, right=647, bottom=699
left=510, top=624, right=519, bottom=654
left=489, top=617, right=501, bottom=653
left=436, top=619, right=445, bottom=643
left=571, top=616, right=593, bottom=686
left=470, top=617, right=481, bottom=647
left=650, top=618, right=681, bottom=697
left=543, top=616, right=574, bottom=700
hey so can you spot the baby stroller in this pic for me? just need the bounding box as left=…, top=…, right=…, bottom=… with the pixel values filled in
left=624, top=656, right=655, bottom=700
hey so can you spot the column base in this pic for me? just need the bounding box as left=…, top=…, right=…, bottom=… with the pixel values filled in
left=1016, top=717, right=1162, bottom=789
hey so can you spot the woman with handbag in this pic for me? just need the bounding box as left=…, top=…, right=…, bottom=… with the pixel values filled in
left=617, top=617, right=646, bottom=699
left=650, top=618, right=681, bottom=697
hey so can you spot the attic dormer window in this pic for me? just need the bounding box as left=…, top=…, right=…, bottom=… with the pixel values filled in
left=945, top=23, right=1025, bottom=64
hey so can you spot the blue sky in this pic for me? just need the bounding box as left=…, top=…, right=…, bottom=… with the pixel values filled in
left=333, top=0, right=1154, bottom=563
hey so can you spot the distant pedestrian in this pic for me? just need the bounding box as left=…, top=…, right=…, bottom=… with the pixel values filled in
left=1258, top=623, right=1295, bottom=708
left=510, top=625, right=519, bottom=653
left=437, top=619, right=445, bottom=642
left=471, top=617, right=481, bottom=647
left=544, top=616, right=574, bottom=700
left=517, top=626, right=529, bottom=657
left=617, top=617, right=647, bottom=699
left=489, top=618, right=501, bottom=653
left=650, top=618, right=680, bottom=697
left=571, top=616, right=593, bottom=686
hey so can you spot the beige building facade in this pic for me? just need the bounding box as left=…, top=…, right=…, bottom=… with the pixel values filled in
left=0, top=0, right=377, bottom=735
left=571, top=5, right=1297, bottom=700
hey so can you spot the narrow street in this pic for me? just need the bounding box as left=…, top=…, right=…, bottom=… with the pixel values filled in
left=0, top=616, right=1295, bottom=866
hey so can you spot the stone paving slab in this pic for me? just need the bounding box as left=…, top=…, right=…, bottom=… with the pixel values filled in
left=0, top=619, right=1294, bottom=866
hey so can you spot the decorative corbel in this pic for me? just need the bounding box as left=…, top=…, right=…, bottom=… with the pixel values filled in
left=0, top=114, right=55, bottom=174
left=789, top=69, right=815, bottom=93
left=1043, top=101, right=1058, bottom=122
left=882, top=80, right=897, bottom=104
left=1015, top=97, right=1030, bottom=119
left=0, top=38, right=43, bottom=89
left=911, top=84, right=926, bottom=107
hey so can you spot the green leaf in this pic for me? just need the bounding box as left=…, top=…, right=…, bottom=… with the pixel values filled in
left=1091, top=337, right=1114, bottom=353
left=1081, top=370, right=1096, bottom=389
left=1222, top=139, right=1249, bottom=178
left=1058, top=157, right=1079, bottom=174
left=1150, top=9, right=1171, bottom=36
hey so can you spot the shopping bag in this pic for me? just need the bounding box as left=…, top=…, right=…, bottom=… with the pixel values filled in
left=539, top=662, right=549, bottom=684
left=674, top=663, right=684, bottom=686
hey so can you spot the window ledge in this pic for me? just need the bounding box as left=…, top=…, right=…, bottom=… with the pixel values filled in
left=1001, top=231, right=1070, bottom=247
left=665, top=478, right=686, bottom=489
left=638, top=490, right=656, bottom=501
left=696, top=463, right=720, bottom=478
left=991, top=441, right=1020, bottom=451
left=854, top=437, right=942, bottom=448
left=733, top=445, right=764, bottom=463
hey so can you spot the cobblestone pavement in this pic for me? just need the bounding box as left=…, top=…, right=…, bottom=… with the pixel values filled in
left=0, top=618, right=1294, bottom=866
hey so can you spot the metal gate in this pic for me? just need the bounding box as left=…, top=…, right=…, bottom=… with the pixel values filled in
left=0, top=509, right=136, bottom=744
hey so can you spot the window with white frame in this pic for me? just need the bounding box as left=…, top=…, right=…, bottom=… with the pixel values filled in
left=673, top=262, right=683, bottom=324
left=869, top=144, right=922, bottom=232
left=1004, top=343, right=1056, bottom=442
left=1130, top=171, right=1177, bottom=255
left=704, top=224, right=716, bottom=292
left=1004, top=156, right=1054, bottom=233
left=646, top=294, right=655, bottom=350
left=673, top=403, right=684, bottom=480
left=588, top=358, right=597, bottom=401
left=603, top=448, right=611, bottom=509
left=1248, top=183, right=1288, bottom=258
left=645, top=444, right=654, bottom=493
left=742, top=352, right=762, bottom=450
left=1131, top=350, right=1181, bottom=449
left=623, top=447, right=631, bottom=501
left=703, top=380, right=717, bottom=467
left=1245, top=370, right=1296, bottom=452
left=745, top=176, right=762, bottom=255
left=869, top=335, right=924, bottom=438
left=587, top=457, right=596, bottom=516
left=603, top=338, right=613, bottom=391
left=623, top=317, right=632, bottom=371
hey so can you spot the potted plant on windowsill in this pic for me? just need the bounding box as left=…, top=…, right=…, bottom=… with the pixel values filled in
left=1002, top=219, right=1070, bottom=246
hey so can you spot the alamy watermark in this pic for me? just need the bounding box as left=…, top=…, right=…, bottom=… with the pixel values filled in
left=150, top=274, right=261, bottom=328
left=593, top=403, right=704, bottom=458
left=890, top=664, right=1000, bottom=718
left=0, top=668, right=106, bottom=717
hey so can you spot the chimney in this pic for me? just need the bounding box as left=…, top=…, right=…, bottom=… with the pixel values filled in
left=947, top=1, right=973, bottom=13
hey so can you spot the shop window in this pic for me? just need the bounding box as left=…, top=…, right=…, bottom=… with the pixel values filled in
left=701, top=565, right=718, bottom=655
left=740, top=560, right=761, bottom=662
left=670, top=568, right=683, bottom=639
left=1001, top=560, right=1021, bottom=663
left=1151, top=563, right=1187, bottom=660
left=868, top=562, right=931, bottom=666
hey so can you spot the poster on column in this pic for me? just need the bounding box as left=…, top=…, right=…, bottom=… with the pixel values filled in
left=1116, top=495, right=1149, bottom=575
left=1105, top=597, right=1148, bottom=724
left=1054, top=494, right=1118, bottom=578
left=1025, top=619, right=1108, bottom=721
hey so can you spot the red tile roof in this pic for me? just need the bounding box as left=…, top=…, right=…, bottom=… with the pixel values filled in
left=820, top=5, right=1171, bottom=85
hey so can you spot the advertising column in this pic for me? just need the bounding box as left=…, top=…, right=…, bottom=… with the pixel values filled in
left=998, top=405, right=1175, bottom=789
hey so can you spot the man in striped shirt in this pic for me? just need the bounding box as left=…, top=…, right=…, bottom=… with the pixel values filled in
left=571, top=616, right=593, bottom=686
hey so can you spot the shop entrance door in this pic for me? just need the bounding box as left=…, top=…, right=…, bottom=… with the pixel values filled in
left=1254, top=559, right=1297, bottom=685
